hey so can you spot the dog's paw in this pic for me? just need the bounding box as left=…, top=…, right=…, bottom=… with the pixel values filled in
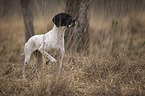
left=46, top=59, right=56, bottom=65
left=50, top=59, right=57, bottom=63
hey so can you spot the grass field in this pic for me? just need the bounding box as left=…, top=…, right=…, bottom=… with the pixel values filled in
left=0, top=2, right=145, bottom=96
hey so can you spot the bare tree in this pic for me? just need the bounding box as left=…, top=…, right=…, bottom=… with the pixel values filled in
left=20, top=0, right=34, bottom=42
left=65, top=0, right=90, bottom=53
left=20, top=0, right=42, bottom=65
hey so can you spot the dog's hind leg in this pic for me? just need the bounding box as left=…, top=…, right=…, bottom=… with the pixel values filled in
left=32, top=65, right=36, bottom=78
left=23, top=53, right=31, bottom=80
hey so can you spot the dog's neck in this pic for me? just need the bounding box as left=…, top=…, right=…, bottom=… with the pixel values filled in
left=52, top=25, right=66, bottom=38
left=52, top=25, right=66, bottom=33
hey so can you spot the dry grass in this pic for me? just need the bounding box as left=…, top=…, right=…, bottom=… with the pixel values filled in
left=0, top=10, right=145, bottom=96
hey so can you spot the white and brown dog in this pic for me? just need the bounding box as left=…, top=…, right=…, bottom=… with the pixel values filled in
left=23, top=13, right=75, bottom=80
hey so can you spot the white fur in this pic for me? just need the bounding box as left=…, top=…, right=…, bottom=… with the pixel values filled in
left=23, top=25, right=66, bottom=80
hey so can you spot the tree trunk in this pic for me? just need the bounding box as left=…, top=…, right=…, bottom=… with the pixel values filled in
left=65, top=0, right=90, bottom=53
left=20, top=0, right=42, bottom=64
left=20, top=0, right=34, bottom=42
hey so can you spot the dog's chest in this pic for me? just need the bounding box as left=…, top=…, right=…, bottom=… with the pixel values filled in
left=44, top=30, right=64, bottom=51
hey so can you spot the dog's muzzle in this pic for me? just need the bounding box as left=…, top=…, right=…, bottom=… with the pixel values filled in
left=68, top=19, right=75, bottom=28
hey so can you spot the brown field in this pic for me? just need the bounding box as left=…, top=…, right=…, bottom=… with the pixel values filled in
left=0, top=1, right=145, bottom=96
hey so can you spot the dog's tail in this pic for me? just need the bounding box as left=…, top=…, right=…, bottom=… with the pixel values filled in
left=21, top=53, right=25, bottom=56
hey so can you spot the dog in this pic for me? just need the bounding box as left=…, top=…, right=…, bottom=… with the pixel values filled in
left=23, top=13, right=75, bottom=80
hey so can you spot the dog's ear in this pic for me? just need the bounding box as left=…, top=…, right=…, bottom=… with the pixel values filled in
left=52, top=15, right=60, bottom=27
left=52, top=13, right=74, bottom=27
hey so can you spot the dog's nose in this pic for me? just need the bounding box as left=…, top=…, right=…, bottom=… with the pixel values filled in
left=72, top=19, right=76, bottom=26
left=73, top=19, right=75, bottom=24
left=67, top=19, right=76, bottom=28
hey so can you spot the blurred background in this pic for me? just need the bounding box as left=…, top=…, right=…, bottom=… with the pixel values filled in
left=0, top=0, right=145, bottom=96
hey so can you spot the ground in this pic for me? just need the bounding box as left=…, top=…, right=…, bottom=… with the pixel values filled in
left=0, top=11, right=145, bottom=96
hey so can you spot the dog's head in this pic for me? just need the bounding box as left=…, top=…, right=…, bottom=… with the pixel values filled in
left=52, top=13, right=75, bottom=28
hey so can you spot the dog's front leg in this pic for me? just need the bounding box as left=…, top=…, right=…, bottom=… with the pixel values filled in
left=38, top=49, right=57, bottom=63
left=58, top=48, right=65, bottom=75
